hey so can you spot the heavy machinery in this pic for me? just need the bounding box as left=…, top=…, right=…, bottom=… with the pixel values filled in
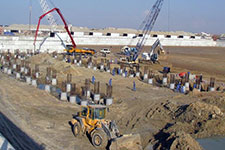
left=70, top=104, right=120, bottom=149
left=70, top=104, right=142, bottom=149
left=141, top=38, right=165, bottom=63
left=34, top=7, right=96, bottom=55
left=120, top=0, right=165, bottom=64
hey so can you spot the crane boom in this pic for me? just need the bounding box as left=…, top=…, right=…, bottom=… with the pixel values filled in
left=39, top=0, right=57, bottom=31
left=133, top=0, right=164, bottom=61
left=33, top=8, right=76, bottom=49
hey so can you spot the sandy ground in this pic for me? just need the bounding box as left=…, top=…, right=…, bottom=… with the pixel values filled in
left=0, top=46, right=225, bottom=150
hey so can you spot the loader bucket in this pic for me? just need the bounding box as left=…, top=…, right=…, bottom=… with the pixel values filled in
left=110, top=133, right=142, bottom=150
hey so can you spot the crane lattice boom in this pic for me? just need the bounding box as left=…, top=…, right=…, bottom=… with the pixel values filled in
left=133, top=0, right=164, bottom=61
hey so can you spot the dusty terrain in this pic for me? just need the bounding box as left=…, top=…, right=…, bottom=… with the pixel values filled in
left=0, top=46, right=225, bottom=150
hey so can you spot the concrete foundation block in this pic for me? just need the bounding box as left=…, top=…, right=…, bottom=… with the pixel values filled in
left=13, top=64, right=17, bottom=69
left=163, top=77, right=168, bottom=86
left=20, top=67, right=25, bottom=73
left=60, top=92, right=67, bottom=101
left=210, top=87, right=215, bottom=92
left=70, top=96, right=77, bottom=104
left=35, top=72, right=39, bottom=78
left=45, top=85, right=51, bottom=92
left=4, top=68, right=8, bottom=74
left=136, top=72, right=140, bottom=77
left=148, top=78, right=153, bottom=84
left=25, top=76, right=31, bottom=84
left=94, top=94, right=100, bottom=103
left=31, top=79, right=37, bottom=87
left=144, top=74, right=148, bottom=80
left=81, top=100, right=88, bottom=106
left=7, top=69, right=12, bottom=75
left=52, top=78, right=57, bottom=86
left=66, top=84, right=71, bottom=92
left=105, top=98, right=113, bottom=106
left=16, top=72, right=21, bottom=79
left=170, top=83, right=175, bottom=90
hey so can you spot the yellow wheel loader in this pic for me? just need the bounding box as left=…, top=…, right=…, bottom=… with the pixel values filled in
left=70, top=104, right=142, bottom=150
left=70, top=104, right=120, bottom=149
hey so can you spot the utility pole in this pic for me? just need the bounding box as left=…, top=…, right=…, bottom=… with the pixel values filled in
left=29, top=0, right=32, bottom=31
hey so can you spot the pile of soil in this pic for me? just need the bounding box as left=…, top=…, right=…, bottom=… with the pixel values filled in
left=153, top=131, right=203, bottom=150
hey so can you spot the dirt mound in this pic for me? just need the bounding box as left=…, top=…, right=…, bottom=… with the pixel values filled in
left=153, top=131, right=202, bottom=150
left=170, top=95, right=225, bottom=138
left=28, top=54, right=82, bottom=76
left=176, top=101, right=223, bottom=123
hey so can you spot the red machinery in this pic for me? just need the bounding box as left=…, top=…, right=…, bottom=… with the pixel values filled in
left=33, top=8, right=76, bottom=50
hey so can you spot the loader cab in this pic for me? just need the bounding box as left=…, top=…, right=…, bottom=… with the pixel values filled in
left=89, top=105, right=106, bottom=120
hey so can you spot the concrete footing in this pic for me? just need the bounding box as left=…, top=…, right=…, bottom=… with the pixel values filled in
left=81, top=100, right=88, bottom=106
left=163, top=77, right=167, bottom=86
left=25, top=76, right=31, bottom=84
left=136, top=72, right=140, bottom=77
left=60, top=92, right=67, bottom=101
left=100, top=65, right=104, bottom=71
left=45, top=85, right=51, bottom=92
left=66, top=83, right=71, bottom=92
left=52, top=78, right=57, bottom=86
left=122, top=73, right=126, bottom=78
left=170, top=83, right=175, bottom=90
left=185, top=82, right=190, bottom=91
left=94, top=94, right=100, bottom=103
left=35, top=72, right=39, bottom=78
left=148, top=78, right=153, bottom=84
left=209, top=87, right=215, bottom=92
left=16, top=72, right=21, bottom=79
left=105, top=98, right=113, bottom=105
left=144, top=74, right=148, bottom=80
left=31, top=79, right=37, bottom=87
left=13, top=64, right=17, bottom=69
left=69, top=95, right=77, bottom=104
left=4, top=68, right=7, bottom=73
left=20, top=67, right=25, bottom=73
left=87, top=90, right=91, bottom=97
left=7, top=69, right=12, bottom=75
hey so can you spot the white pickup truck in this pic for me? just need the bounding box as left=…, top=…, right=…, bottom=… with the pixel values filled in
left=100, top=48, right=111, bottom=54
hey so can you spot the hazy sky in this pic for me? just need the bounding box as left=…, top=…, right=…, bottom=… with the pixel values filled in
left=0, top=0, right=224, bottom=34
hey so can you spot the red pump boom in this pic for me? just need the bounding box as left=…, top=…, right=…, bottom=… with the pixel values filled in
left=33, top=8, right=76, bottom=49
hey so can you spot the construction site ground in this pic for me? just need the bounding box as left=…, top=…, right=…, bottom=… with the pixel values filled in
left=0, top=46, right=225, bottom=150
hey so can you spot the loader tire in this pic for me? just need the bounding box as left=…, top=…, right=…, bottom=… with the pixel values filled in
left=72, top=122, right=81, bottom=137
left=92, top=129, right=108, bottom=149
